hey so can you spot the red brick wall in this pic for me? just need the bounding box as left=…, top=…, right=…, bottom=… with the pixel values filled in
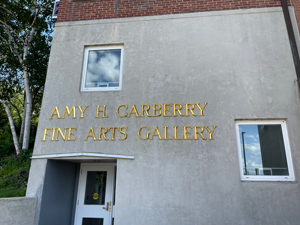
left=291, top=0, right=300, bottom=33
left=57, top=0, right=282, bottom=22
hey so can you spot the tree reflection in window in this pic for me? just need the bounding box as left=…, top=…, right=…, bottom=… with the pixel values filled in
left=84, top=171, right=107, bottom=205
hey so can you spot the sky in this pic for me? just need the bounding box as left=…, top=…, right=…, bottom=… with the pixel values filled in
left=239, top=125, right=263, bottom=175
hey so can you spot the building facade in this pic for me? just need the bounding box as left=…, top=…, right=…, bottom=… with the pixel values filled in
left=25, top=0, right=300, bottom=224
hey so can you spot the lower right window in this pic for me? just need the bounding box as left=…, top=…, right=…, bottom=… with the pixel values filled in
left=235, top=120, right=294, bottom=181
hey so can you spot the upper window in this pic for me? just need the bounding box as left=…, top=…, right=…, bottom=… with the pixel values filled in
left=81, top=46, right=123, bottom=91
left=235, top=120, right=294, bottom=181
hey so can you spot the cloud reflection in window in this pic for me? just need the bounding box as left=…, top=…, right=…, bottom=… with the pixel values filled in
left=85, top=49, right=121, bottom=87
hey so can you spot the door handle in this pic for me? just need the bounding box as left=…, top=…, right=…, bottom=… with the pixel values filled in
left=102, top=201, right=112, bottom=212
left=108, top=201, right=112, bottom=212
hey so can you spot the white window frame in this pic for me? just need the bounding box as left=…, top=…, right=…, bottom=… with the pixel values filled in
left=81, top=46, right=123, bottom=92
left=52, top=0, right=59, bottom=19
left=235, top=120, right=295, bottom=181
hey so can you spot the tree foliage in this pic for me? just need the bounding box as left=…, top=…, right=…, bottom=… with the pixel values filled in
left=0, top=0, right=54, bottom=154
left=0, top=149, right=33, bottom=197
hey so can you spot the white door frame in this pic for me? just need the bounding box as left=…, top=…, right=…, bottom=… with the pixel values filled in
left=74, top=163, right=116, bottom=225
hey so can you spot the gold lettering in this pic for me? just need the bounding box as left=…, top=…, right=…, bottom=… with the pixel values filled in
left=183, top=126, right=194, bottom=140
left=67, top=128, right=77, bottom=141
left=77, top=106, right=89, bottom=118
left=195, top=103, right=208, bottom=116
left=194, top=126, right=207, bottom=140
left=49, top=107, right=61, bottom=119
left=98, top=127, right=109, bottom=140
left=96, top=105, right=108, bottom=118
left=185, top=104, right=196, bottom=117
left=174, top=126, right=184, bottom=140
left=163, top=104, right=173, bottom=117
left=150, top=126, right=162, bottom=140
left=173, top=104, right=184, bottom=117
left=164, top=126, right=173, bottom=140
left=204, top=126, right=217, bottom=140
left=141, top=105, right=151, bottom=117
left=109, top=127, right=118, bottom=141
left=51, top=128, right=56, bottom=141
left=42, top=128, right=52, bottom=141
left=43, top=128, right=77, bottom=141
left=62, top=106, right=76, bottom=119
left=128, top=105, right=140, bottom=118
left=85, top=127, right=97, bottom=141
left=138, top=126, right=150, bottom=140
left=116, top=105, right=128, bottom=118
left=118, top=127, right=128, bottom=140
left=56, top=128, right=67, bottom=141
left=153, top=104, right=162, bottom=117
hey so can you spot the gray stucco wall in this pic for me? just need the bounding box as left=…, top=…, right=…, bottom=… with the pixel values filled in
left=28, top=7, right=300, bottom=225
left=39, top=160, right=79, bottom=225
left=0, top=197, right=37, bottom=225
left=26, top=159, right=47, bottom=225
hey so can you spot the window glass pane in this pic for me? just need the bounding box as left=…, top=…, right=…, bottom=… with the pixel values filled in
left=85, top=49, right=121, bottom=88
left=238, top=124, right=289, bottom=176
left=84, top=171, right=107, bottom=205
left=82, top=218, right=103, bottom=225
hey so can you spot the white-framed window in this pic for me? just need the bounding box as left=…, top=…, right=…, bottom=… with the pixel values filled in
left=235, top=120, right=294, bottom=181
left=52, top=0, right=60, bottom=19
left=81, top=46, right=123, bottom=92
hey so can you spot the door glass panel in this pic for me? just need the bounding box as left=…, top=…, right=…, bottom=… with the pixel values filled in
left=82, top=218, right=103, bottom=225
left=84, top=171, right=107, bottom=205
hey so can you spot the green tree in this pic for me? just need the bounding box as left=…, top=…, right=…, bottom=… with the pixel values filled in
left=0, top=0, right=54, bottom=154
